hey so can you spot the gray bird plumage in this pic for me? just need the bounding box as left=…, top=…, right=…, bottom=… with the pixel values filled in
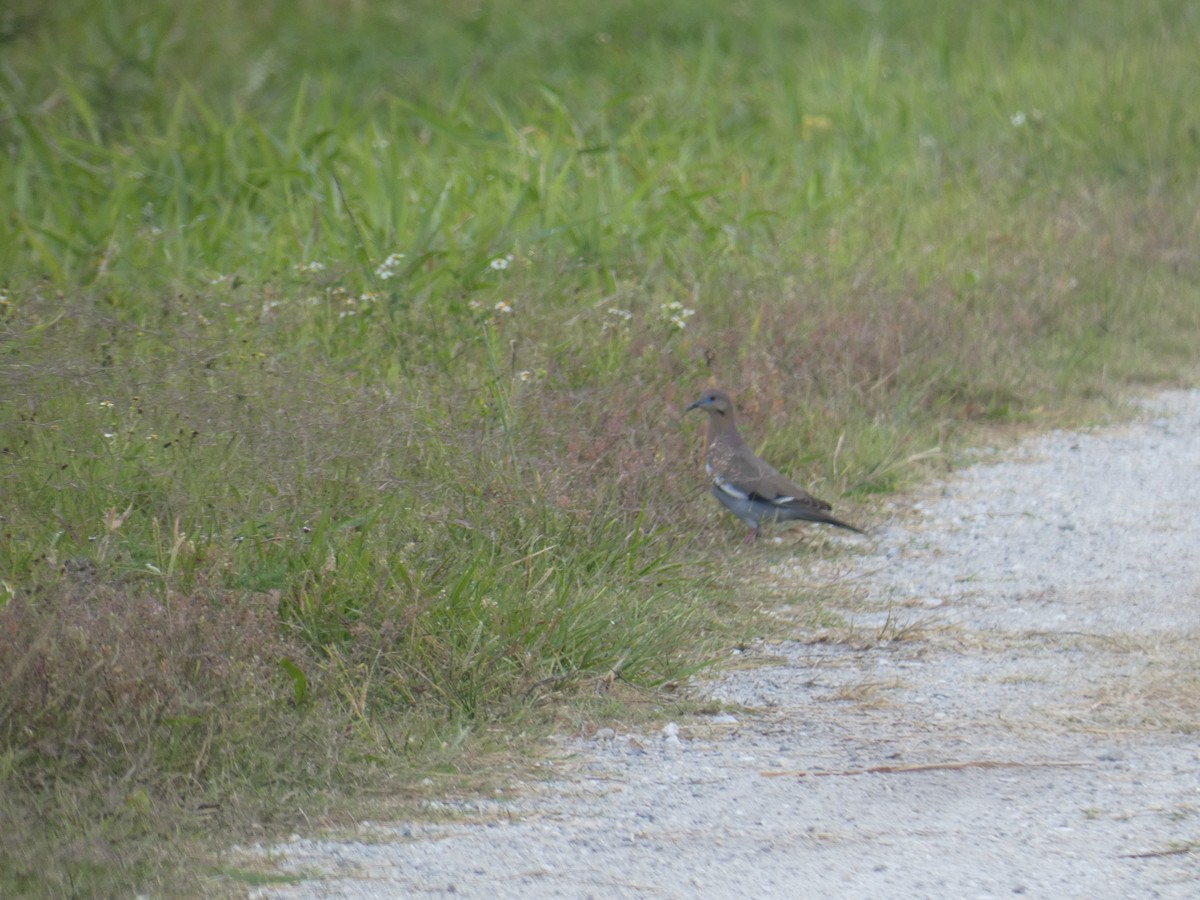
left=686, top=388, right=865, bottom=542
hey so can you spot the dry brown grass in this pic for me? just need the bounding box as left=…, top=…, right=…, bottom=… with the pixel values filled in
left=1072, top=632, right=1200, bottom=734
left=0, top=572, right=321, bottom=895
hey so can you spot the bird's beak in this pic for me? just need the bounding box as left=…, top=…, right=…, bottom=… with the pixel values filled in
left=685, top=398, right=707, bottom=412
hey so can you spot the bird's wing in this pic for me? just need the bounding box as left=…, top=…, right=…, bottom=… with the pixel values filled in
left=711, top=444, right=833, bottom=512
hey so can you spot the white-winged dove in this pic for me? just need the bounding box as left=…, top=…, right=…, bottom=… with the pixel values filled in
left=686, top=388, right=865, bottom=542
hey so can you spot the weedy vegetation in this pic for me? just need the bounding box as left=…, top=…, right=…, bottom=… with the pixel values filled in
left=2, top=0, right=1200, bottom=894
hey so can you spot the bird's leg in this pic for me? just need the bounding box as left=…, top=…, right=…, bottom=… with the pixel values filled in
left=744, top=526, right=759, bottom=544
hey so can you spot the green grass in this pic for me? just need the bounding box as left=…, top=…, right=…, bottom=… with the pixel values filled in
left=3, top=0, right=1200, bottom=894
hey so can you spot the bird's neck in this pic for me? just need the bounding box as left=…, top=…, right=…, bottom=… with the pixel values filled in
left=707, top=419, right=746, bottom=449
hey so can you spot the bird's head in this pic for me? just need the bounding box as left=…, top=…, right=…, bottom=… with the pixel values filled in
left=686, top=388, right=735, bottom=417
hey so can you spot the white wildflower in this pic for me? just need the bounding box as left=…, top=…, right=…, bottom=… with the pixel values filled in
left=660, top=300, right=696, bottom=331
left=1011, top=111, right=1026, bottom=127
left=603, top=307, right=634, bottom=333
left=294, top=260, right=326, bottom=274
left=489, top=254, right=513, bottom=271
left=374, top=252, right=406, bottom=279
left=494, top=300, right=513, bottom=315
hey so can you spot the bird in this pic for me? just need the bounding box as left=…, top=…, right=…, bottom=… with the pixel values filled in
left=685, top=388, right=865, bottom=542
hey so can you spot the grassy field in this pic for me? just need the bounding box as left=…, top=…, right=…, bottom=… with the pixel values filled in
left=3, top=0, right=1199, bottom=894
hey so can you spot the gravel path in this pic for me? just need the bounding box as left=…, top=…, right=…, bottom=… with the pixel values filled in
left=248, top=390, right=1200, bottom=899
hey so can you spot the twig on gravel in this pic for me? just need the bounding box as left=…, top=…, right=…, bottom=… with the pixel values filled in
left=1118, top=844, right=1200, bottom=860
left=760, top=759, right=1090, bottom=778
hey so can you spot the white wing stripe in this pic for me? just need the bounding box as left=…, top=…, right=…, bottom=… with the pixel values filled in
left=714, top=475, right=750, bottom=500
